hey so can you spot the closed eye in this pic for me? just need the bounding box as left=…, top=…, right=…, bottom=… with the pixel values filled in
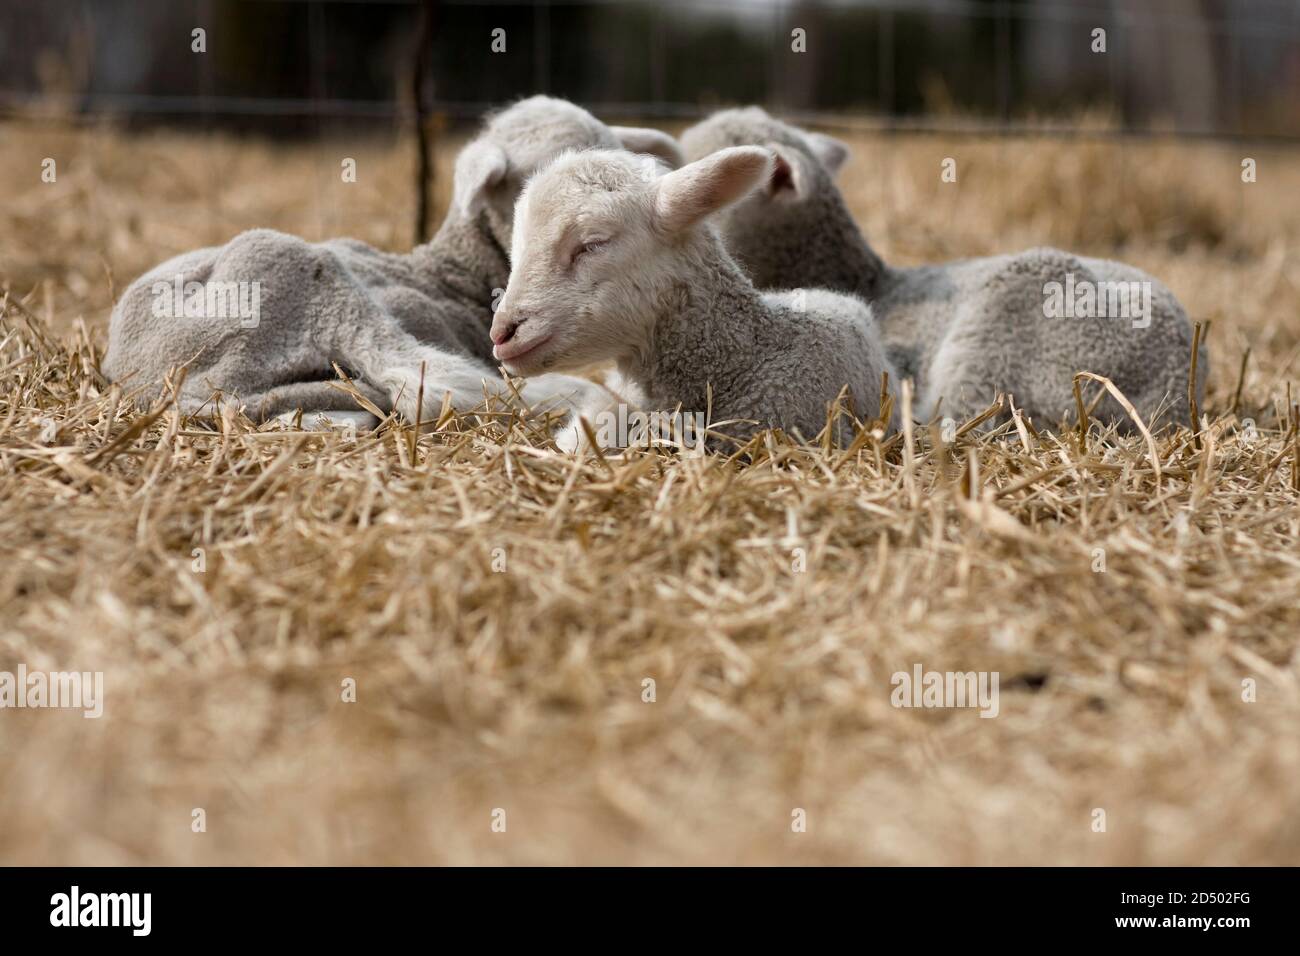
left=570, top=238, right=609, bottom=268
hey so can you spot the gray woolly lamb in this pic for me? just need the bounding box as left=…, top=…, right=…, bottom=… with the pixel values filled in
left=102, top=96, right=683, bottom=429
left=680, top=107, right=1207, bottom=431
left=488, top=146, right=898, bottom=452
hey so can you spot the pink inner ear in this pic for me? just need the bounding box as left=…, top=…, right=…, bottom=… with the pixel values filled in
left=770, top=154, right=794, bottom=194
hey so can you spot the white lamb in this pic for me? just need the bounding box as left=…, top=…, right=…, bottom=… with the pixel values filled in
left=680, top=107, right=1208, bottom=432
left=488, top=146, right=899, bottom=452
left=102, top=96, right=683, bottom=430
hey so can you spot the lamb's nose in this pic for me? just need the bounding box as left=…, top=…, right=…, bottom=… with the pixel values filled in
left=491, top=317, right=524, bottom=346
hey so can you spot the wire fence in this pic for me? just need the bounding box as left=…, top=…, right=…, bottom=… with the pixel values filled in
left=2, top=0, right=1298, bottom=138
left=1, top=0, right=1294, bottom=244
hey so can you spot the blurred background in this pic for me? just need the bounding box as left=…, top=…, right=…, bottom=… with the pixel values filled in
left=0, top=0, right=1296, bottom=356
left=2, top=0, right=1297, bottom=138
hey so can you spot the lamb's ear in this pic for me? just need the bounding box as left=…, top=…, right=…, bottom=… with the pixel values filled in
left=611, top=126, right=685, bottom=169
left=765, top=143, right=817, bottom=200
left=654, top=146, right=773, bottom=233
left=806, top=132, right=850, bottom=177
left=452, top=140, right=508, bottom=219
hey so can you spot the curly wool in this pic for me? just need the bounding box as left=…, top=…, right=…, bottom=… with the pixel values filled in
left=681, top=107, right=1207, bottom=430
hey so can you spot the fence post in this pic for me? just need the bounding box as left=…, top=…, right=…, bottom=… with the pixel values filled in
left=412, top=0, right=438, bottom=245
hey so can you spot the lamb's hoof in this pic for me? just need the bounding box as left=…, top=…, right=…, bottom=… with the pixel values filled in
left=555, top=419, right=585, bottom=454
left=277, top=410, right=379, bottom=432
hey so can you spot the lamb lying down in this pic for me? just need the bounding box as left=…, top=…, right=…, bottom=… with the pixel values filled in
left=488, top=146, right=899, bottom=452
left=680, top=108, right=1208, bottom=432
left=102, top=96, right=683, bottom=430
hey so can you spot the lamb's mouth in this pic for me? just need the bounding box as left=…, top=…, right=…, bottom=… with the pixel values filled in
left=496, top=332, right=554, bottom=367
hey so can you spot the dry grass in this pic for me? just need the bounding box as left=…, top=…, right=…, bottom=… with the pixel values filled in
left=2, top=118, right=1300, bottom=865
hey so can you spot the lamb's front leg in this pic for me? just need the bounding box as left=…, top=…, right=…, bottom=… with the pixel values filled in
left=551, top=367, right=656, bottom=453
left=276, top=409, right=381, bottom=432
left=375, top=346, right=615, bottom=430
left=556, top=391, right=708, bottom=456
left=374, top=348, right=505, bottom=420
left=513, top=372, right=614, bottom=419
left=555, top=389, right=625, bottom=454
